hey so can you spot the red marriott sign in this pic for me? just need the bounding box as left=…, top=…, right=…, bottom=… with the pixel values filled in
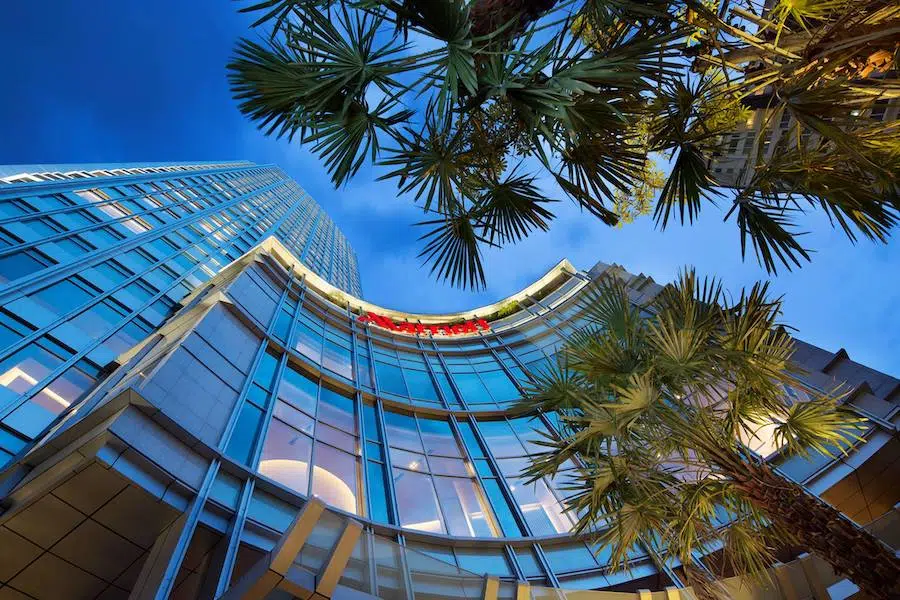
left=357, top=312, right=490, bottom=336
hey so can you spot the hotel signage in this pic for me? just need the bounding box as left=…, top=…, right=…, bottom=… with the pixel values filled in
left=357, top=312, right=490, bottom=336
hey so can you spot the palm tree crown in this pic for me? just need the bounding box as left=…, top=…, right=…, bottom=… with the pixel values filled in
left=229, top=0, right=899, bottom=289
left=521, top=270, right=899, bottom=598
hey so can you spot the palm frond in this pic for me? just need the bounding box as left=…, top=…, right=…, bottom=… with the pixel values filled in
left=473, top=169, right=556, bottom=244
left=772, top=397, right=865, bottom=458
left=416, top=209, right=492, bottom=290
left=726, top=192, right=811, bottom=274
left=654, top=142, right=718, bottom=228
left=379, top=111, right=469, bottom=214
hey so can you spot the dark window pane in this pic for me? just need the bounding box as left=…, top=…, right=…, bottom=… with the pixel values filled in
left=226, top=403, right=264, bottom=465
left=0, top=251, right=48, bottom=285
left=481, top=479, right=523, bottom=537
left=367, top=460, right=392, bottom=524
left=375, top=361, right=406, bottom=397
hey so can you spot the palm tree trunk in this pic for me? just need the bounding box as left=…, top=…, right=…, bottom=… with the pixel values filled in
left=469, top=0, right=557, bottom=38
left=722, top=457, right=900, bottom=600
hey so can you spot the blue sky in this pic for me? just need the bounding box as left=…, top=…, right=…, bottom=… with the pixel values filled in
left=1, top=0, right=898, bottom=375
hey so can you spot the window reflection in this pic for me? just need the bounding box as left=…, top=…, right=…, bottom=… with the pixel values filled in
left=385, top=412, right=497, bottom=537
left=312, top=441, right=359, bottom=514
left=479, top=419, right=575, bottom=535
left=259, top=417, right=312, bottom=493
left=258, top=375, right=361, bottom=515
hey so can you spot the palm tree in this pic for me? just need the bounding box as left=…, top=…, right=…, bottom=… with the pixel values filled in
left=229, top=0, right=899, bottom=290
left=522, top=270, right=900, bottom=599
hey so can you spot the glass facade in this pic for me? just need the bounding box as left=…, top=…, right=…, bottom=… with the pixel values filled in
left=0, top=161, right=361, bottom=465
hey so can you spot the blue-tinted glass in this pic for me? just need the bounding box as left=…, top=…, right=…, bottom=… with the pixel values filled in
left=456, top=421, right=485, bottom=458
left=273, top=309, right=293, bottom=341
left=318, top=386, right=355, bottom=433
left=0, top=426, right=27, bottom=455
left=479, top=369, right=520, bottom=402
left=33, top=279, right=94, bottom=316
left=278, top=364, right=318, bottom=414
left=453, top=372, right=490, bottom=405
left=481, top=479, right=523, bottom=536
left=322, top=339, right=352, bottom=379
left=356, top=355, right=373, bottom=389
left=434, top=372, right=461, bottom=408
left=383, top=411, right=422, bottom=452
left=226, top=403, right=265, bottom=465
left=366, top=460, right=392, bottom=524
left=455, top=547, right=512, bottom=577
left=375, top=361, right=407, bottom=397
left=0, top=251, right=48, bottom=285
left=542, top=543, right=598, bottom=574
left=417, top=418, right=459, bottom=457
left=366, top=441, right=384, bottom=461
left=245, top=384, right=270, bottom=409
left=255, top=351, right=280, bottom=389
left=403, top=368, right=437, bottom=401
left=474, top=459, right=494, bottom=478
left=477, top=420, right=523, bottom=457
left=514, top=548, right=544, bottom=577
left=362, top=403, right=382, bottom=442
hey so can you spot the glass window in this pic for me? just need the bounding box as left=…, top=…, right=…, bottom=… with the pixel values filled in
left=514, top=548, right=545, bottom=578
left=506, top=474, right=573, bottom=536
left=311, top=442, right=359, bottom=515
left=418, top=418, right=461, bottom=457
left=273, top=400, right=314, bottom=435
left=226, top=403, right=265, bottom=465
left=375, top=361, right=406, bottom=397
left=0, top=250, right=49, bottom=285
left=542, top=543, right=598, bottom=574
left=383, top=412, right=422, bottom=452
left=278, top=364, right=317, bottom=415
left=294, top=323, right=322, bottom=364
left=32, top=279, right=95, bottom=316
left=393, top=468, right=444, bottom=534
left=317, top=386, right=355, bottom=433
left=366, top=461, right=392, bottom=524
left=453, top=372, right=490, bottom=406
left=258, top=418, right=312, bottom=494
left=403, top=368, right=437, bottom=402
left=481, top=479, right=523, bottom=537
left=454, top=548, right=512, bottom=577
left=477, top=420, right=524, bottom=457
left=322, top=339, right=352, bottom=379
left=433, top=476, right=496, bottom=537
left=479, top=369, right=520, bottom=402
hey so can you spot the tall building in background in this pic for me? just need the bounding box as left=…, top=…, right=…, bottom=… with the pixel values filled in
left=0, top=202, right=897, bottom=600
left=0, top=161, right=360, bottom=467
left=707, top=96, right=899, bottom=187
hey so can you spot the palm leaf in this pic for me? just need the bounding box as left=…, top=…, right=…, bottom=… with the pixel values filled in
left=473, top=169, right=557, bottom=244
left=417, top=210, right=492, bottom=290
left=654, top=142, right=719, bottom=228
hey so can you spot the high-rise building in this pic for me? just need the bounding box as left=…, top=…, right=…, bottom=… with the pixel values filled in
left=0, top=161, right=360, bottom=466
left=0, top=165, right=897, bottom=600
left=707, top=96, right=899, bottom=188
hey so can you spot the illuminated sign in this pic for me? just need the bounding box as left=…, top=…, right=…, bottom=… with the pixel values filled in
left=357, top=312, right=490, bottom=336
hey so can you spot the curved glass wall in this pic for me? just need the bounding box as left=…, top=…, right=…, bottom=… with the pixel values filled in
left=198, top=253, right=674, bottom=591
